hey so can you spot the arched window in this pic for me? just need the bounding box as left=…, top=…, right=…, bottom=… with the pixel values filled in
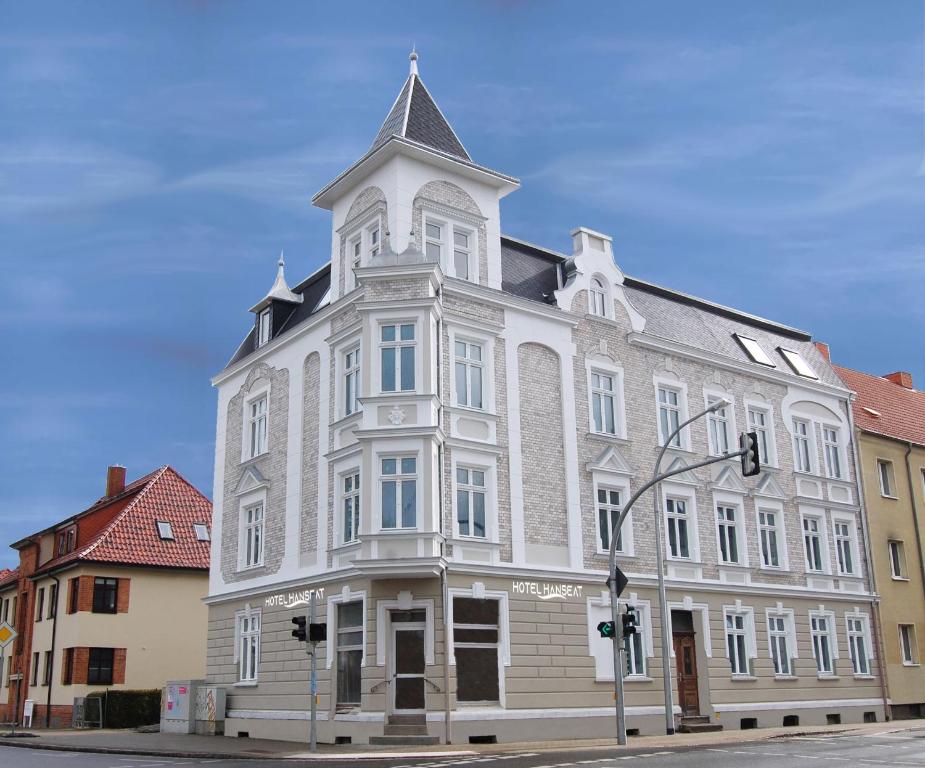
left=589, top=277, right=607, bottom=317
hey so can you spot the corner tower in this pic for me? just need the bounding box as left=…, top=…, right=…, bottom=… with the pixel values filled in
left=313, top=51, right=519, bottom=299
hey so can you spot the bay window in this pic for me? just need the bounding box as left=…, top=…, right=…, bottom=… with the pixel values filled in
left=344, top=347, right=361, bottom=416
left=342, top=472, right=360, bottom=544
left=380, top=323, right=415, bottom=392
left=381, top=457, right=417, bottom=529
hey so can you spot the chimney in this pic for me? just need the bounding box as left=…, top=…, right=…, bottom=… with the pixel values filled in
left=884, top=371, right=914, bottom=389
left=106, top=465, right=126, bottom=497
left=814, top=341, right=831, bottom=361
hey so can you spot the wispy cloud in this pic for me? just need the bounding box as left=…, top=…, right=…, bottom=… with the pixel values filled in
left=0, top=275, right=116, bottom=329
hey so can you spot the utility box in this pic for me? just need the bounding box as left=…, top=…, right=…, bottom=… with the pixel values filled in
left=194, top=685, right=226, bottom=736
left=161, top=679, right=205, bottom=734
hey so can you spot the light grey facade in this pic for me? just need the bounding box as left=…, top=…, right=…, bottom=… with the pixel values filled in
left=206, top=56, right=886, bottom=744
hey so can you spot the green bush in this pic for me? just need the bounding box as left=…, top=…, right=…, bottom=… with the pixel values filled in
left=86, top=689, right=161, bottom=729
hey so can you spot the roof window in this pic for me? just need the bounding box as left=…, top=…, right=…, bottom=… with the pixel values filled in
left=733, top=334, right=776, bottom=367
left=156, top=521, right=175, bottom=540
left=257, top=308, right=271, bottom=348
left=193, top=523, right=210, bottom=542
left=778, top=348, right=818, bottom=379
left=862, top=406, right=882, bottom=418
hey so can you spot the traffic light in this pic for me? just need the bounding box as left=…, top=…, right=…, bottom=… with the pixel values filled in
left=597, top=620, right=616, bottom=639
left=739, top=431, right=761, bottom=477
left=309, top=622, right=327, bottom=643
left=291, top=615, right=307, bottom=642
left=622, top=606, right=638, bottom=636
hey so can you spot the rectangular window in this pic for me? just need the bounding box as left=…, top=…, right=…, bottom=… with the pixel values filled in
left=42, top=650, right=52, bottom=686
left=900, top=624, right=918, bottom=665
left=834, top=520, right=855, bottom=576
left=793, top=419, right=812, bottom=473
left=803, top=517, right=824, bottom=572
left=716, top=505, right=740, bottom=564
left=453, top=597, right=500, bottom=703
left=725, top=613, right=749, bottom=675
left=889, top=540, right=906, bottom=579
left=31, top=651, right=39, bottom=685
left=597, top=488, right=624, bottom=553
left=344, top=347, right=361, bottom=416
left=257, top=308, right=270, bottom=347
left=68, top=578, right=79, bottom=614
left=92, top=578, right=118, bottom=614
left=768, top=615, right=792, bottom=676
left=747, top=407, right=771, bottom=465
left=811, top=614, right=835, bottom=675
left=666, top=497, right=690, bottom=559
left=658, top=387, right=682, bottom=447
left=193, top=523, right=210, bottom=542
left=591, top=371, right=617, bottom=435
left=455, top=340, right=483, bottom=409
left=758, top=509, right=781, bottom=568
left=336, top=602, right=363, bottom=707
left=878, top=460, right=895, bottom=496
left=823, top=427, right=842, bottom=479
left=368, top=225, right=380, bottom=258
left=156, top=520, right=174, bottom=540
left=380, top=324, right=415, bottom=392
left=425, top=221, right=442, bottom=262
left=238, top=612, right=260, bottom=682
left=707, top=397, right=730, bottom=455
left=35, top=587, right=44, bottom=622
left=381, top=457, right=417, bottom=529
left=243, top=503, right=264, bottom=568
left=47, top=583, right=57, bottom=620
left=453, top=229, right=471, bottom=280
left=847, top=617, right=870, bottom=675
left=342, top=472, right=360, bottom=544
left=779, top=347, right=818, bottom=379
left=456, top=467, right=486, bottom=538
left=589, top=278, right=607, bottom=317
left=87, top=648, right=115, bottom=685
left=350, top=237, right=361, bottom=286
left=624, top=606, right=645, bottom=677
left=62, top=648, right=74, bottom=685
left=734, top=334, right=776, bottom=367
left=248, top=395, right=268, bottom=458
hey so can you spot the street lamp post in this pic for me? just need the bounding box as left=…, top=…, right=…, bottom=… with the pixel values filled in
left=607, top=398, right=732, bottom=744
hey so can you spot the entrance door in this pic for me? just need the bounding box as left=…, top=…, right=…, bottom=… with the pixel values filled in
left=673, top=632, right=700, bottom=716
left=392, top=624, right=426, bottom=712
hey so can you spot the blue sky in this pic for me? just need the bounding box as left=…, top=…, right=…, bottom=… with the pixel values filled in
left=1, top=2, right=923, bottom=568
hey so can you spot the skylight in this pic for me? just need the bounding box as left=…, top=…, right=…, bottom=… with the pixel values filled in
left=778, top=348, right=818, bottom=379
left=862, top=406, right=882, bottom=418
left=733, top=334, right=776, bottom=367
left=193, top=523, right=210, bottom=542
left=156, top=521, right=174, bottom=540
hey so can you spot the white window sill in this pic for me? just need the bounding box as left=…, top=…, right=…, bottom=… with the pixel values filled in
left=596, top=551, right=636, bottom=559
left=240, top=451, right=269, bottom=466
left=718, top=561, right=749, bottom=569
left=731, top=674, right=758, bottom=682
left=331, top=540, right=361, bottom=552
left=236, top=563, right=265, bottom=573
left=624, top=676, right=653, bottom=683
left=902, top=661, right=921, bottom=667
left=234, top=680, right=259, bottom=688
left=774, top=675, right=799, bottom=681
left=816, top=673, right=839, bottom=680
left=759, top=565, right=790, bottom=573
left=891, top=576, right=910, bottom=582
left=853, top=674, right=876, bottom=680
left=880, top=494, right=899, bottom=501
left=375, top=527, right=420, bottom=535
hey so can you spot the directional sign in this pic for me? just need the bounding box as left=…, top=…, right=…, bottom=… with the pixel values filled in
left=606, top=566, right=629, bottom=598
left=0, top=621, right=17, bottom=649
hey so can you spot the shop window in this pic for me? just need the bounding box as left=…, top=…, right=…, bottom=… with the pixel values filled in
left=454, top=598, right=500, bottom=703
left=336, top=602, right=363, bottom=708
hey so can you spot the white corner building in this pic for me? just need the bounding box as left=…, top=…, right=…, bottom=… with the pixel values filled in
left=206, top=53, right=885, bottom=744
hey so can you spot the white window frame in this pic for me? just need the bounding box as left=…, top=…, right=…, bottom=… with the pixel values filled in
left=714, top=499, right=746, bottom=566
left=424, top=214, right=479, bottom=282
left=589, top=275, right=609, bottom=318
left=587, top=359, right=627, bottom=439
left=257, top=308, right=271, bottom=347
left=889, top=539, right=907, bottom=580
left=765, top=608, right=797, bottom=677
left=779, top=347, right=818, bottom=379
left=744, top=399, right=777, bottom=468
left=454, top=338, right=485, bottom=411
left=379, top=454, right=418, bottom=531
left=455, top=464, right=489, bottom=540
left=234, top=605, right=261, bottom=684
left=654, top=377, right=689, bottom=450
left=663, top=487, right=699, bottom=562
left=622, top=599, right=651, bottom=679
left=733, top=333, right=776, bottom=367
left=587, top=593, right=653, bottom=682
left=877, top=459, right=896, bottom=497
left=193, top=523, right=210, bottom=541
left=822, top=425, right=845, bottom=480
left=832, top=514, right=859, bottom=577
left=801, top=510, right=829, bottom=574
left=756, top=503, right=788, bottom=570
left=447, top=585, right=510, bottom=707
left=899, top=624, right=919, bottom=665
left=378, top=321, right=417, bottom=393
left=367, top=221, right=380, bottom=259
left=809, top=609, right=838, bottom=676
left=325, top=588, right=368, bottom=670
left=348, top=235, right=362, bottom=291
left=237, top=493, right=266, bottom=571
left=723, top=604, right=757, bottom=677
left=595, top=482, right=633, bottom=556
left=341, top=469, right=361, bottom=545
left=704, top=391, right=736, bottom=457
left=343, top=344, right=361, bottom=417
left=792, top=418, right=814, bottom=474
left=243, top=386, right=270, bottom=461
left=451, top=227, right=474, bottom=282
left=845, top=612, right=873, bottom=676
left=156, top=520, right=174, bottom=540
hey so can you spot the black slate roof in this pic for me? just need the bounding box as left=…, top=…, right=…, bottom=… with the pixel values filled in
left=370, top=74, right=470, bottom=161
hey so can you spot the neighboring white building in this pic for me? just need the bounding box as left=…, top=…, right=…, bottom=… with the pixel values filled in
left=206, top=53, right=884, bottom=744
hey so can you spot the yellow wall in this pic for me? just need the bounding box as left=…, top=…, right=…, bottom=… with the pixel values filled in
left=858, top=431, right=925, bottom=709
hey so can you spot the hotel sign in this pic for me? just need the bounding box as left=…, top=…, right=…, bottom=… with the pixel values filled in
left=511, top=581, right=583, bottom=600
left=265, top=587, right=325, bottom=609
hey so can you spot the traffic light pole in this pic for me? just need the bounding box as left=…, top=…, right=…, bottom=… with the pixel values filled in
left=308, top=592, right=317, bottom=753
left=607, top=406, right=751, bottom=744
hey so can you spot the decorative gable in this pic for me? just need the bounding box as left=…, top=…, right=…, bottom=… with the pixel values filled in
left=753, top=472, right=786, bottom=499
left=235, top=465, right=269, bottom=496
left=710, top=464, right=748, bottom=494
left=586, top=445, right=635, bottom=477
left=663, top=456, right=700, bottom=486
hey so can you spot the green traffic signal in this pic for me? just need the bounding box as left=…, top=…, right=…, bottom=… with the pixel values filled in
left=597, top=620, right=616, bottom=638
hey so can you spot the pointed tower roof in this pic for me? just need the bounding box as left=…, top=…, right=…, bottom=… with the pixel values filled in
left=369, top=50, right=471, bottom=161
left=250, top=251, right=303, bottom=313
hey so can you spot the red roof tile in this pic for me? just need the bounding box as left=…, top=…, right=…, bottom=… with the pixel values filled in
left=33, top=466, right=212, bottom=575
left=0, top=568, right=18, bottom=590
left=834, top=365, right=925, bottom=446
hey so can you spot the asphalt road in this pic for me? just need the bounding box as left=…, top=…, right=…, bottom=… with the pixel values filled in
left=3, top=727, right=925, bottom=767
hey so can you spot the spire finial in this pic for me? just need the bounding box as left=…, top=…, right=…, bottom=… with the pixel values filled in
left=409, top=46, right=418, bottom=77
left=278, top=249, right=285, bottom=269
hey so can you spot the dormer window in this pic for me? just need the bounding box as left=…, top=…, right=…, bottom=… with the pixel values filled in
left=778, top=348, right=818, bottom=379
left=257, top=308, right=271, bottom=347
left=349, top=237, right=362, bottom=290
left=589, top=277, right=607, bottom=317
left=425, top=221, right=442, bottom=261
left=734, top=334, right=775, bottom=367
left=368, top=225, right=380, bottom=258
left=424, top=215, right=476, bottom=281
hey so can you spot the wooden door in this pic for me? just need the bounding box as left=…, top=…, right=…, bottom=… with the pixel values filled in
left=392, top=626, right=426, bottom=712
left=673, top=632, right=700, bottom=716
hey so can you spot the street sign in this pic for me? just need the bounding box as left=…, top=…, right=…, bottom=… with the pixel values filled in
left=606, top=566, right=628, bottom=598
left=0, top=621, right=17, bottom=649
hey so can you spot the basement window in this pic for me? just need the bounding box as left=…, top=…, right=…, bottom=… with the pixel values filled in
left=733, top=334, right=776, bottom=367
left=156, top=521, right=175, bottom=540
left=778, top=348, right=818, bottom=379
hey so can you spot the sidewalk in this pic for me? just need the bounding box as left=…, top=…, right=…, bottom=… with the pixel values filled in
left=0, top=720, right=917, bottom=761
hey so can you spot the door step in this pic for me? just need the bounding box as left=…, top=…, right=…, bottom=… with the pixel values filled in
left=370, top=735, right=440, bottom=745
left=678, top=716, right=723, bottom=733
left=383, top=723, right=429, bottom=736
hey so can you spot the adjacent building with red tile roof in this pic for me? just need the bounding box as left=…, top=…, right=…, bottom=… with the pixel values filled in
left=832, top=360, right=925, bottom=719
left=0, top=465, right=212, bottom=728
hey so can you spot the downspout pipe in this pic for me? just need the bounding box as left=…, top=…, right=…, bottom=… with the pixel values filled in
left=45, top=575, right=60, bottom=728
left=903, top=443, right=925, bottom=605
left=847, top=406, right=891, bottom=720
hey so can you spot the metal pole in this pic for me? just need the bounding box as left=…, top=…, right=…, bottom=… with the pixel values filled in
left=652, top=483, right=675, bottom=735
left=609, top=577, right=626, bottom=745
left=309, top=593, right=317, bottom=752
